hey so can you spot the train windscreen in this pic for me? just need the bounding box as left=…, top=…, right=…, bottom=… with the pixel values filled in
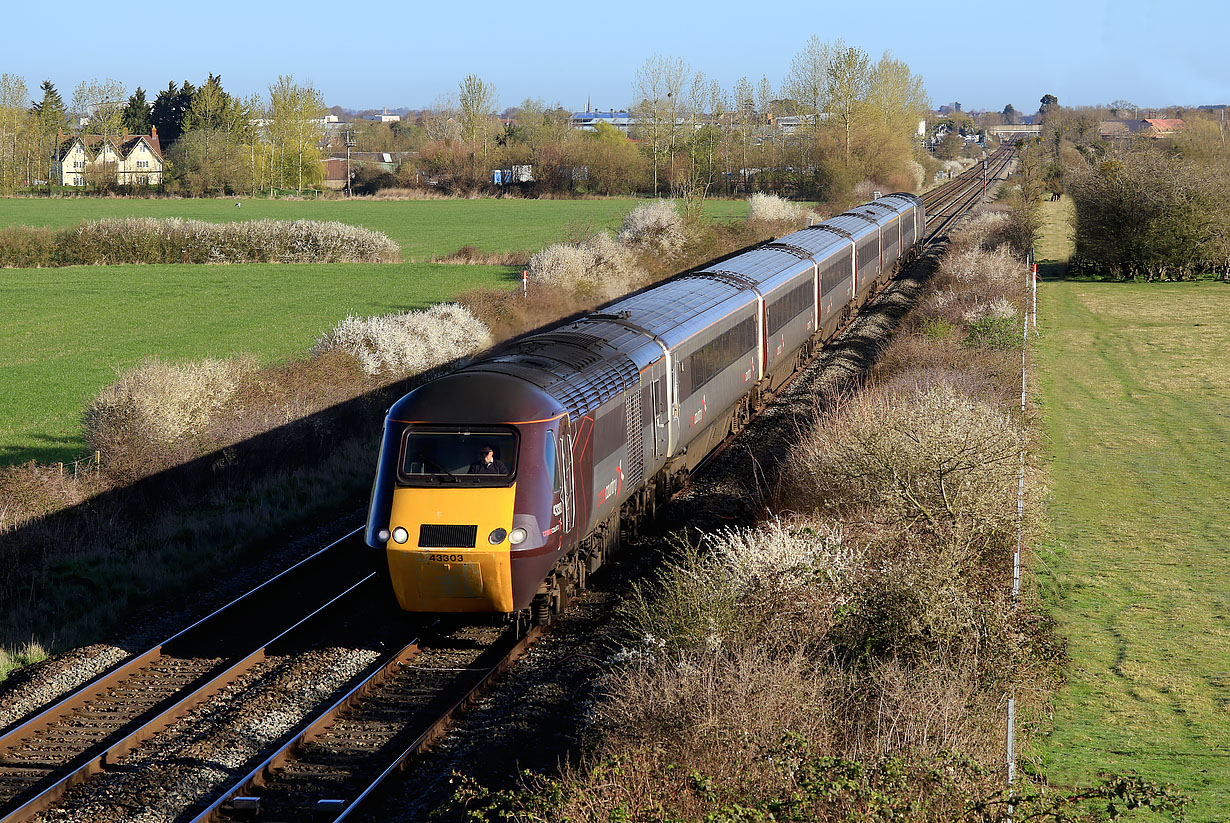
left=398, top=428, right=518, bottom=485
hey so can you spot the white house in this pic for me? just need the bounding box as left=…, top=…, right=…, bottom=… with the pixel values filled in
left=53, top=127, right=165, bottom=187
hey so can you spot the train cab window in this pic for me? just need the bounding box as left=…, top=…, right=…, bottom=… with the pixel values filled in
left=545, top=430, right=558, bottom=493
left=398, top=427, right=518, bottom=486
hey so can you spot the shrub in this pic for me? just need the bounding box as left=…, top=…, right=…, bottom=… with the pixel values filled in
left=312, top=303, right=491, bottom=377
left=746, top=192, right=811, bottom=225
left=782, top=384, right=1020, bottom=540
left=616, top=199, right=685, bottom=256
left=0, top=226, right=56, bottom=268
left=85, top=357, right=255, bottom=452
left=527, top=233, right=643, bottom=300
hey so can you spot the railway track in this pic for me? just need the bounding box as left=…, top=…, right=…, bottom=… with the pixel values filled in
left=0, top=528, right=384, bottom=823
left=190, top=621, right=535, bottom=822
left=0, top=160, right=1009, bottom=823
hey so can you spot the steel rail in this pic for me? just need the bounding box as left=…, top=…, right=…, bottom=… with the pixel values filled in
left=0, top=526, right=370, bottom=823
left=190, top=624, right=540, bottom=822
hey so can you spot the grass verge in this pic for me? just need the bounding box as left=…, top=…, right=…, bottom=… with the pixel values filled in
left=1033, top=197, right=1230, bottom=820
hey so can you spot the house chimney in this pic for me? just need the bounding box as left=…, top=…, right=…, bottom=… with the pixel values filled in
left=151, top=125, right=157, bottom=138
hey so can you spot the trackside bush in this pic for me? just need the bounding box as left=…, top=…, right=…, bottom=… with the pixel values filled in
left=527, top=233, right=643, bottom=300
left=0, top=218, right=400, bottom=267
left=746, top=192, right=814, bottom=225
left=784, top=384, right=1020, bottom=539
left=312, top=303, right=491, bottom=377
left=616, top=200, right=685, bottom=256
left=84, top=357, right=255, bottom=466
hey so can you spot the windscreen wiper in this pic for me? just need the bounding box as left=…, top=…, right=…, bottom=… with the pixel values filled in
left=416, top=453, right=459, bottom=483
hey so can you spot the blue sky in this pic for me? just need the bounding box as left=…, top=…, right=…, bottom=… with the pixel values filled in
left=6, top=0, right=1227, bottom=113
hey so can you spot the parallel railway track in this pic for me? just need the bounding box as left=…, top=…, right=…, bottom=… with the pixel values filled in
left=0, top=155, right=1010, bottom=822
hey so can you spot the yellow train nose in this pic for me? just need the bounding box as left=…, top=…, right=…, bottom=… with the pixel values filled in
left=385, top=484, right=517, bottom=613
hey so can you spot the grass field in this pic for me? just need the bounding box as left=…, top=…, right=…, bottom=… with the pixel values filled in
left=1033, top=199, right=1230, bottom=820
left=0, top=197, right=749, bottom=464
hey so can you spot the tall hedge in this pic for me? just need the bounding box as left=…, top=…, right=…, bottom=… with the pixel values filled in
left=1067, top=150, right=1230, bottom=280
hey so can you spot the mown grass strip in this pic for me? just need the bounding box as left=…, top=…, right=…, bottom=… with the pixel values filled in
left=1033, top=200, right=1230, bottom=821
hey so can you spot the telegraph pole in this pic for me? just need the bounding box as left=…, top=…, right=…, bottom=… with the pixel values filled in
left=344, top=129, right=356, bottom=196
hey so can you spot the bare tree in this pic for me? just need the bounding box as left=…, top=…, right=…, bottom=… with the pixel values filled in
left=458, top=74, right=497, bottom=183
left=0, top=74, right=29, bottom=193
left=866, top=50, right=930, bottom=135
left=72, top=78, right=126, bottom=141
left=268, top=75, right=325, bottom=192
left=733, top=76, right=756, bottom=190
left=784, top=35, right=832, bottom=137
left=632, top=54, right=689, bottom=196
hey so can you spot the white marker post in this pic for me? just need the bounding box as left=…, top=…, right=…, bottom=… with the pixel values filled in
left=522, top=269, right=528, bottom=299
left=1032, top=263, right=1037, bottom=328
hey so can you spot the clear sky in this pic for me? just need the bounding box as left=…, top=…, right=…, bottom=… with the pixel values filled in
left=6, top=0, right=1227, bottom=114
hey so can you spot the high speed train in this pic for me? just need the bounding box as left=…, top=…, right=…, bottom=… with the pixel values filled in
left=366, top=193, right=925, bottom=624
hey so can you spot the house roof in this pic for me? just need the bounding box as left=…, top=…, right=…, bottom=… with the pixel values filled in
left=55, top=131, right=163, bottom=162
left=1142, top=118, right=1184, bottom=132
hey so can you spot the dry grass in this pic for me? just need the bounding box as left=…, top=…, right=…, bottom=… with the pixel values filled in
left=431, top=245, right=532, bottom=266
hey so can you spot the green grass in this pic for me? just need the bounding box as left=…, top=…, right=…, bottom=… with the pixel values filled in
left=1032, top=199, right=1230, bottom=820
left=0, top=197, right=750, bottom=464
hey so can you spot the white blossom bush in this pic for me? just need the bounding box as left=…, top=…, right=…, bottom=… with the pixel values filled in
left=747, top=192, right=810, bottom=224
left=939, top=245, right=1022, bottom=290
left=617, top=200, right=686, bottom=256
left=60, top=218, right=400, bottom=265
left=527, top=233, right=643, bottom=300
left=949, top=212, right=1013, bottom=252
left=706, top=518, right=856, bottom=599
left=85, top=356, right=254, bottom=448
left=313, top=303, right=491, bottom=377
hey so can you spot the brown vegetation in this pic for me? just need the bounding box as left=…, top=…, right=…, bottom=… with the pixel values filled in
left=437, top=210, right=1185, bottom=821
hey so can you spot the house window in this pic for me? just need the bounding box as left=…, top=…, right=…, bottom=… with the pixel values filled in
left=73, top=161, right=83, bottom=169
left=137, top=160, right=149, bottom=169
left=73, top=176, right=83, bottom=186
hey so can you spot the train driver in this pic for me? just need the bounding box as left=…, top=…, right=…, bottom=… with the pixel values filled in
left=468, top=445, right=509, bottom=474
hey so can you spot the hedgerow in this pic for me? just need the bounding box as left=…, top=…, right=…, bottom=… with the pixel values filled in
left=0, top=218, right=400, bottom=267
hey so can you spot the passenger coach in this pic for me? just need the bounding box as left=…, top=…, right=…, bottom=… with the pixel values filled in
left=366, top=193, right=925, bottom=623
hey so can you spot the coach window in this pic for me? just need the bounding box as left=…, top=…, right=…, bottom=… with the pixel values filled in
left=545, top=430, right=558, bottom=493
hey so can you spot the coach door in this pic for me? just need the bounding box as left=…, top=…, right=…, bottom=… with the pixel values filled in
left=650, top=370, right=670, bottom=459
left=559, top=419, right=576, bottom=534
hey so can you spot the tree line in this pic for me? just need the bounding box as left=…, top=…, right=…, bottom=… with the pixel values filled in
left=0, top=38, right=932, bottom=204
left=0, top=73, right=326, bottom=195
left=1010, top=94, right=1230, bottom=280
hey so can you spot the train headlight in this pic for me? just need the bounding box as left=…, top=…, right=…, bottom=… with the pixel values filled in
left=488, top=528, right=507, bottom=545
left=391, top=527, right=409, bottom=544
left=377, top=529, right=390, bottom=542
left=508, top=527, right=528, bottom=545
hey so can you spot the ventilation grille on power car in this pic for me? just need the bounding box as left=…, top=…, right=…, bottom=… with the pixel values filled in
left=418, top=524, right=478, bottom=548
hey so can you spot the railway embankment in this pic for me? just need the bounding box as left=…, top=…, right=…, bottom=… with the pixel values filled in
left=403, top=209, right=1189, bottom=821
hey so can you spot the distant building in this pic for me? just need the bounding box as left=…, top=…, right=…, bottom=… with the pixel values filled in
left=1140, top=118, right=1184, bottom=137
left=52, top=128, right=164, bottom=186
left=569, top=110, right=635, bottom=133
left=365, top=108, right=401, bottom=123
